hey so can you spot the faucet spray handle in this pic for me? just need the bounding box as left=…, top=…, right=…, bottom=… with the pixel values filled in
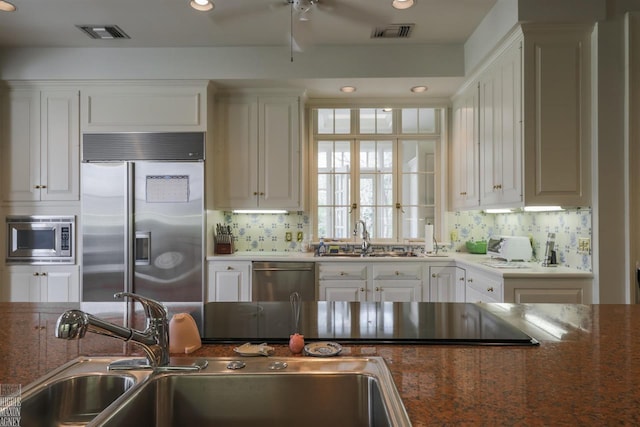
left=114, top=292, right=168, bottom=322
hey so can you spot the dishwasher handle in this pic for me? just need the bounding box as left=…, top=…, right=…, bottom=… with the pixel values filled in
left=252, top=267, right=314, bottom=272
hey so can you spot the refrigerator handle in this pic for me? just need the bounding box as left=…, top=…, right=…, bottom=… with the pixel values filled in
left=135, top=232, right=151, bottom=266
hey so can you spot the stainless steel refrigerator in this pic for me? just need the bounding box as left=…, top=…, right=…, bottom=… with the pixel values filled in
left=81, top=133, right=205, bottom=321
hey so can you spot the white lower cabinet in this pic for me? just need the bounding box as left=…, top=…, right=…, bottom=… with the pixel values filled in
left=318, top=263, right=368, bottom=302
left=4, top=265, right=79, bottom=302
left=372, top=263, right=423, bottom=302
left=429, top=265, right=466, bottom=302
left=504, top=278, right=592, bottom=304
left=318, top=262, right=423, bottom=302
left=207, top=261, right=251, bottom=302
left=465, top=267, right=503, bottom=303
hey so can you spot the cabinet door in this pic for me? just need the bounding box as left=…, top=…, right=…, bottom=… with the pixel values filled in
left=2, top=90, right=41, bottom=201
left=319, top=281, right=366, bottom=302
left=480, top=39, right=522, bottom=207
left=429, top=266, right=465, bottom=303
left=42, top=266, right=80, bottom=302
left=4, top=266, right=41, bottom=302
left=373, top=280, right=422, bottom=302
left=207, top=261, right=251, bottom=302
left=215, top=97, right=259, bottom=209
left=258, top=96, right=301, bottom=209
left=522, top=25, right=592, bottom=206
left=40, top=89, right=80, bottom=201
left=450, top=84, right=480, bottom=210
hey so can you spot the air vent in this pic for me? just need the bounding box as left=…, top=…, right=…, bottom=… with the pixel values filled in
left=371, top=24, right=414, bottom=39
left=76, top=25, right=130, bottom=40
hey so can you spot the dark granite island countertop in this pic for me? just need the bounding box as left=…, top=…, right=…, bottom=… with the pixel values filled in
left=2, top=303, right=640, bottom=425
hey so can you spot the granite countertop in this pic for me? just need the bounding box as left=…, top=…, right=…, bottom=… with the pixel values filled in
left=2, top=302, right=640, bottom=425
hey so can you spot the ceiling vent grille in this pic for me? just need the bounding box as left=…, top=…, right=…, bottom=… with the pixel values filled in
left=371, top=24, right=414, bottom=39
left=76, top=25, right=130, bottom=40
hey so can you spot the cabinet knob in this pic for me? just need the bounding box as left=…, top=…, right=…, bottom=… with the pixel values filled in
left=375, top=287, right=381, bottom=292
left=253, top=192, right=258, bottom=196
left=432, top=273, right=437, bottom=278
left=226, top=266, right=234, bottom=270
left=259, top=192, right=265, bottom=196
left=459, top=277, right=465, bottom=281
left=340, top=272, right=346, bottom=276
left=41, top=185, right=47, bottom=189
left=35, top=185, right=41, bottom=189
left=395, top=271, right=400, bottom=276
left=487, top=287, right=494, bottom=292
left=359, top=288, right=365, bottom=292
left=33, top=272, right=40, bottom=276
left=41, top=272, right=47, bottom=276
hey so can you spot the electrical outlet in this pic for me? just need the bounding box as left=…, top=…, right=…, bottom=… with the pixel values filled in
left=285, top=232, right=292, bottom=242
left=297, top=232, right=304, bottom=242
left=450, top=230, right=458, bottom=242
left=578, top=237, right=590, bottom=254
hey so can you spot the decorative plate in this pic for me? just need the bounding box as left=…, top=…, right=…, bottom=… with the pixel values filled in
left=233, top=342, right=274, bottom=357
left=303, top=341, right=342, bottom=357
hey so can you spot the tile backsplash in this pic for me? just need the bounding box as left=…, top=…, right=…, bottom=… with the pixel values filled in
left=210, top=208, right=592, bottom=271
left=446, top=208, right=592, bottom=271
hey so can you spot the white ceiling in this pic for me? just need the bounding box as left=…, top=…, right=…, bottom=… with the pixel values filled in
left=0, top=0, right=498, bottom=98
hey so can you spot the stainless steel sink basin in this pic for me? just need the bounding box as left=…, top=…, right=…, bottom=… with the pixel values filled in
left=99, top=372, right=392, bottom=426
left=20, top=356, right=411, bottom=427
left=20, top=373, right=135, bottom=427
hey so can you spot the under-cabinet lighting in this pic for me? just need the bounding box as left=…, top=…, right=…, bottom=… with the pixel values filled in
left=484, top=208, right=515, bottom=214
left=340, top=86, right=356, bottom=93
left=232, top=210, right=288, bottom=214
left=523, top=206, right=564, bottom=212
left=410, top=85, right=428, bottom=93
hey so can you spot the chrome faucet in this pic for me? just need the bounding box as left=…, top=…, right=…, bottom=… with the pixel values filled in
left=55, top=292, right=170, bottom=367
left=354, top=220, right=371, bottom=255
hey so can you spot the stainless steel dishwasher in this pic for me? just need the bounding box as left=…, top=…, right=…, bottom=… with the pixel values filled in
left=252, top=261, right=316, bottom=301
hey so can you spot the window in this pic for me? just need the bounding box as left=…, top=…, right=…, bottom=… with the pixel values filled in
left=313, top=107, right=443, bottom=242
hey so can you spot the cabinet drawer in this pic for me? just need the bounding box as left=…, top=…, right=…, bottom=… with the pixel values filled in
left=318, top=263, right=367, bottom=280
left=466, top=269, right=503, bottom=302
left=372, top=264, right=422, bottom=280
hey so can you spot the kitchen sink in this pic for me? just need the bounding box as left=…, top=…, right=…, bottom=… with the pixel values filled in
left=98, top=372, right=392, bottom=426
left=20, top=373, right=136, bottom=427
left=19, top=356, right=410, bottom=427
left=319, top=252, right=419, bottom=258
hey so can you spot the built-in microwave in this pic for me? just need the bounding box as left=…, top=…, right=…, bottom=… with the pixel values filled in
left=6, top=216, right=75, bottom=264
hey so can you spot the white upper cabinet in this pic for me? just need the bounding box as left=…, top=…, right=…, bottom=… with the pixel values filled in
left=1, top=85, right=80, bottom=202
left=214, top=92, right=303, bottom=210
left=80, top=81, right=210, bottom=132
left=450, top=83, right=480, bottom=210
left=479, top=38, right=523, bottom=208
left=450, top=24, right=592, bottom=210
left=522, top=24, right=592, bottom=207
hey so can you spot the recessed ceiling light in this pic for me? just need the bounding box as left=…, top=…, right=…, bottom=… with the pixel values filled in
left=340, top=86, right=356, bottom=93
left=392, top=0, right=414, bottom=10
left=0, top=0, right=16, bottom=12
left=410, top=86, right=428, bottom=93
left=190, top=0, right=214, bottom=12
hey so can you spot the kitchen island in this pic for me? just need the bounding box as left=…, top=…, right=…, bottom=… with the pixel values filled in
left=2, top=303, right=640, bottom=425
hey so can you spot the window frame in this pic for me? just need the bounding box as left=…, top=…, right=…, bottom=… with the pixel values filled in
left=309, top=103, right=447, bottom=243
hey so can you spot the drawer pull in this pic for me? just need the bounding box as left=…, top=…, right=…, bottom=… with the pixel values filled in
left=459, top=277, right=465, bottom=281
left=340, top=272, right=346, bottom=276
left=487, top=287, right=494, bottom=292
left=468, top=278, right=473, bottom=283
left=226, top=266, right=234, bottom=270
left=395, top=271, right=400, bottom=276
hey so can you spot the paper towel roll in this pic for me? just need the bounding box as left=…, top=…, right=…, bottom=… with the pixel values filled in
left=424, top=224, right=434, bottom=253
